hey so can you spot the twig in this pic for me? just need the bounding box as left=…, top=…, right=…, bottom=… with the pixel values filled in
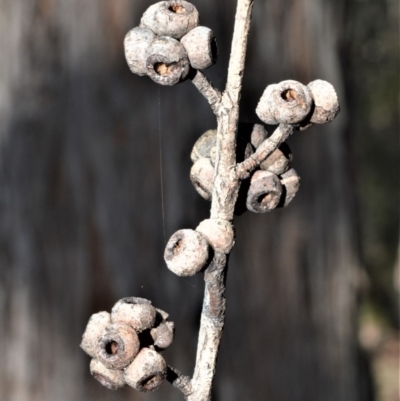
left=236, top=124, right=294, bottom=179
left=187, top=1, right=254, bottom=400
left=167, top=366, right=193, bottom=398
left=190, top=70, right=222, bottom=113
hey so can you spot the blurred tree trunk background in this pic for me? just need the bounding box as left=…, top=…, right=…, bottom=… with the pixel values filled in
left=0, top=0, right=397, bottom=401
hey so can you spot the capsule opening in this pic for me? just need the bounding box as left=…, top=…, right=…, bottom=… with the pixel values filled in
left=169, top=4, right=185, bottom=13
left=281, top=89, right=297, bottom=101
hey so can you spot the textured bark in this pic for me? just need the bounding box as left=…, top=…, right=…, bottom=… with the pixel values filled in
left=0, top=1, right=369, bottom=401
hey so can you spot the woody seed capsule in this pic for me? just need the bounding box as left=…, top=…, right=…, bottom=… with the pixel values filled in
left=150, top=321, right=175, bottom=349
left=125, top=348, right=167, bottom=392
left=278, top=168, right=300, bottom=208
left=246, top=170, right=283, bottom=213
left=196, top=218, right=235, bottom=254
left=260, top=142, right=292, bottom=175
left=307, top=80, right=340, bottom=124
left=190, top=158, right=214, bottom=201
left=146, top=37, right=190, bottom=86
left=256, top=80, right=313, bottom=125
left=80, top=311, right=111, bottom=359
left=97, top=323, right=140, bottom=370
left=181, top=26, right=218, bottom=70
left=249, top=123, right=268, bottom=148
left=164, top=229, right=210, bottom=276
left=90, top=359, right=125, bottom=391
left=111, top=297, right=157, bottom=333
left=190, top=129, right=216, bottom=163
left=140, top=0, right=199, bottom=40
left=124, top=27, right=156, bottom=76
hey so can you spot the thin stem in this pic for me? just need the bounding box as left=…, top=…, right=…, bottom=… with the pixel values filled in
left=236, top=124, right=294, bottom=179
left=166, top=366, right=193, bottom=398
left=190, top=70, right=222, bottom=114
left=225, top=0, right=254, bottom=105
left=186, top=1, right=254, bottom=400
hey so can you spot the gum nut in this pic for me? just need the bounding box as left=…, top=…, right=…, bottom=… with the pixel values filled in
left=256, top=80, right=313, bottom=125
left=164, top=229, right=210, bottom=276
left=124, top=27, right=156, bottom=76
left=260, top=142, right=292, bottom=175
left=190, top=129, right=217, bottom=163
left=278, top=168, right=300, bottom=208
left=80, top=311, right=111, bottom=358
left=97, top=323, right=140, bottom=370
left=150, top=321, right=175, bottom=349
left=155, top=308, right=169, bottom=322
left=146, top=36, right=190, bottom=86
left=307, top=79, right=340, bottom=124
left=181, top=26, right=218, bottom=70
left=140, top=0, right=199, bottom=39
left=250, top=124, right=268, bottom=148
left=190, top=158, right=214, bottom=201
left=196, top=218, right=235, bottom=254
left=246, top=170, right=283, bottom=213
left=90, top=359, right=125, bottom=391
left=124, top=348, right=167, bottom=392
left=111, top=297, right=157, bottom=332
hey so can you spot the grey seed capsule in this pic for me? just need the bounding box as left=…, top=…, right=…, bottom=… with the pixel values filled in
left=81, top=311, right=111, bottom=359
left=164, top=229, right=210, bottom=276
left=125, top=348, right=167, bottom=392
left=150, top=321, right=175, bottom=349
left=190, top=158, right=214, bottom=201
left=181, top=26, right=218, bottom=70
left=196, top=218, right=235, bottom=254
left=140, top=0, right=199, bottom=40
left=124, top=27, right=156, bottom=76
left=90, top=359, right=125, bottom=391
left=256, top=80, right=313, bottom=125
left=111, top=297, right=157, bottom=333
left=190, top=129, right=217, bottom=163
left=278, top=168, right=300, bottom=208
left=250, top=123, right=268, bottom=148
left=97, top=323, right=140, bottom=370
left=146, top=36, right=190, bottom=86
left=246, top=170, right=283, bottom=213
left=307, top=80, right=340, bottom=124
left=260, top=142, right=292, bottom=175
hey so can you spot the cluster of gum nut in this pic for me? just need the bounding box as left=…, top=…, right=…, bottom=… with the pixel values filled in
left=122, top=2, right=340, bottom=279
left=81, top=297, right=174, bottom=392
left=124, top=0, right=217, bottom=86
left=164, top=79, right=339, bottom=278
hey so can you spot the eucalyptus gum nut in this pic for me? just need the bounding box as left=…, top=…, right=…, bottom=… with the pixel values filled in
left=256, top=80, right=313, bottom=125
left=155, top=308, right=169, bottom=322
left=146, top=37, right=190, bottom=86
left=124, top=27, right=156, bottom=76
left=80, top=311, right=111, bottom=358
left=307, top=80, right=340, bottom=124
left=90, top=359, right=125, bottom=391
left=260, top=142, right=292, bottom=175
left=190, top=129, right=217, bottom=163
left=150, top=321, right=175, bottom=349
left=164, top=229, right=210, bottom=276
left=246, top=170, right=283, bottom=213
left=140, top=0, right=199, bottom=40
left=125, top=348, right=167, bottom=392
left=181, top=26, right=218, bottom=70
left=111, top=297, right=156, bottom=333
left=278, top=168, right=300, bottom=208
left=250, top=124, right=268, bottom=148
left=190, top=158, right=214, bottom=201
left=97, top=323, right=140, bottom=370
left=196, top=218, right=235, bottom=254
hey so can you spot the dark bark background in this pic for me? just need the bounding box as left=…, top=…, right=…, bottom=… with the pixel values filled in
left=0, top=1, right=398, bottom=401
